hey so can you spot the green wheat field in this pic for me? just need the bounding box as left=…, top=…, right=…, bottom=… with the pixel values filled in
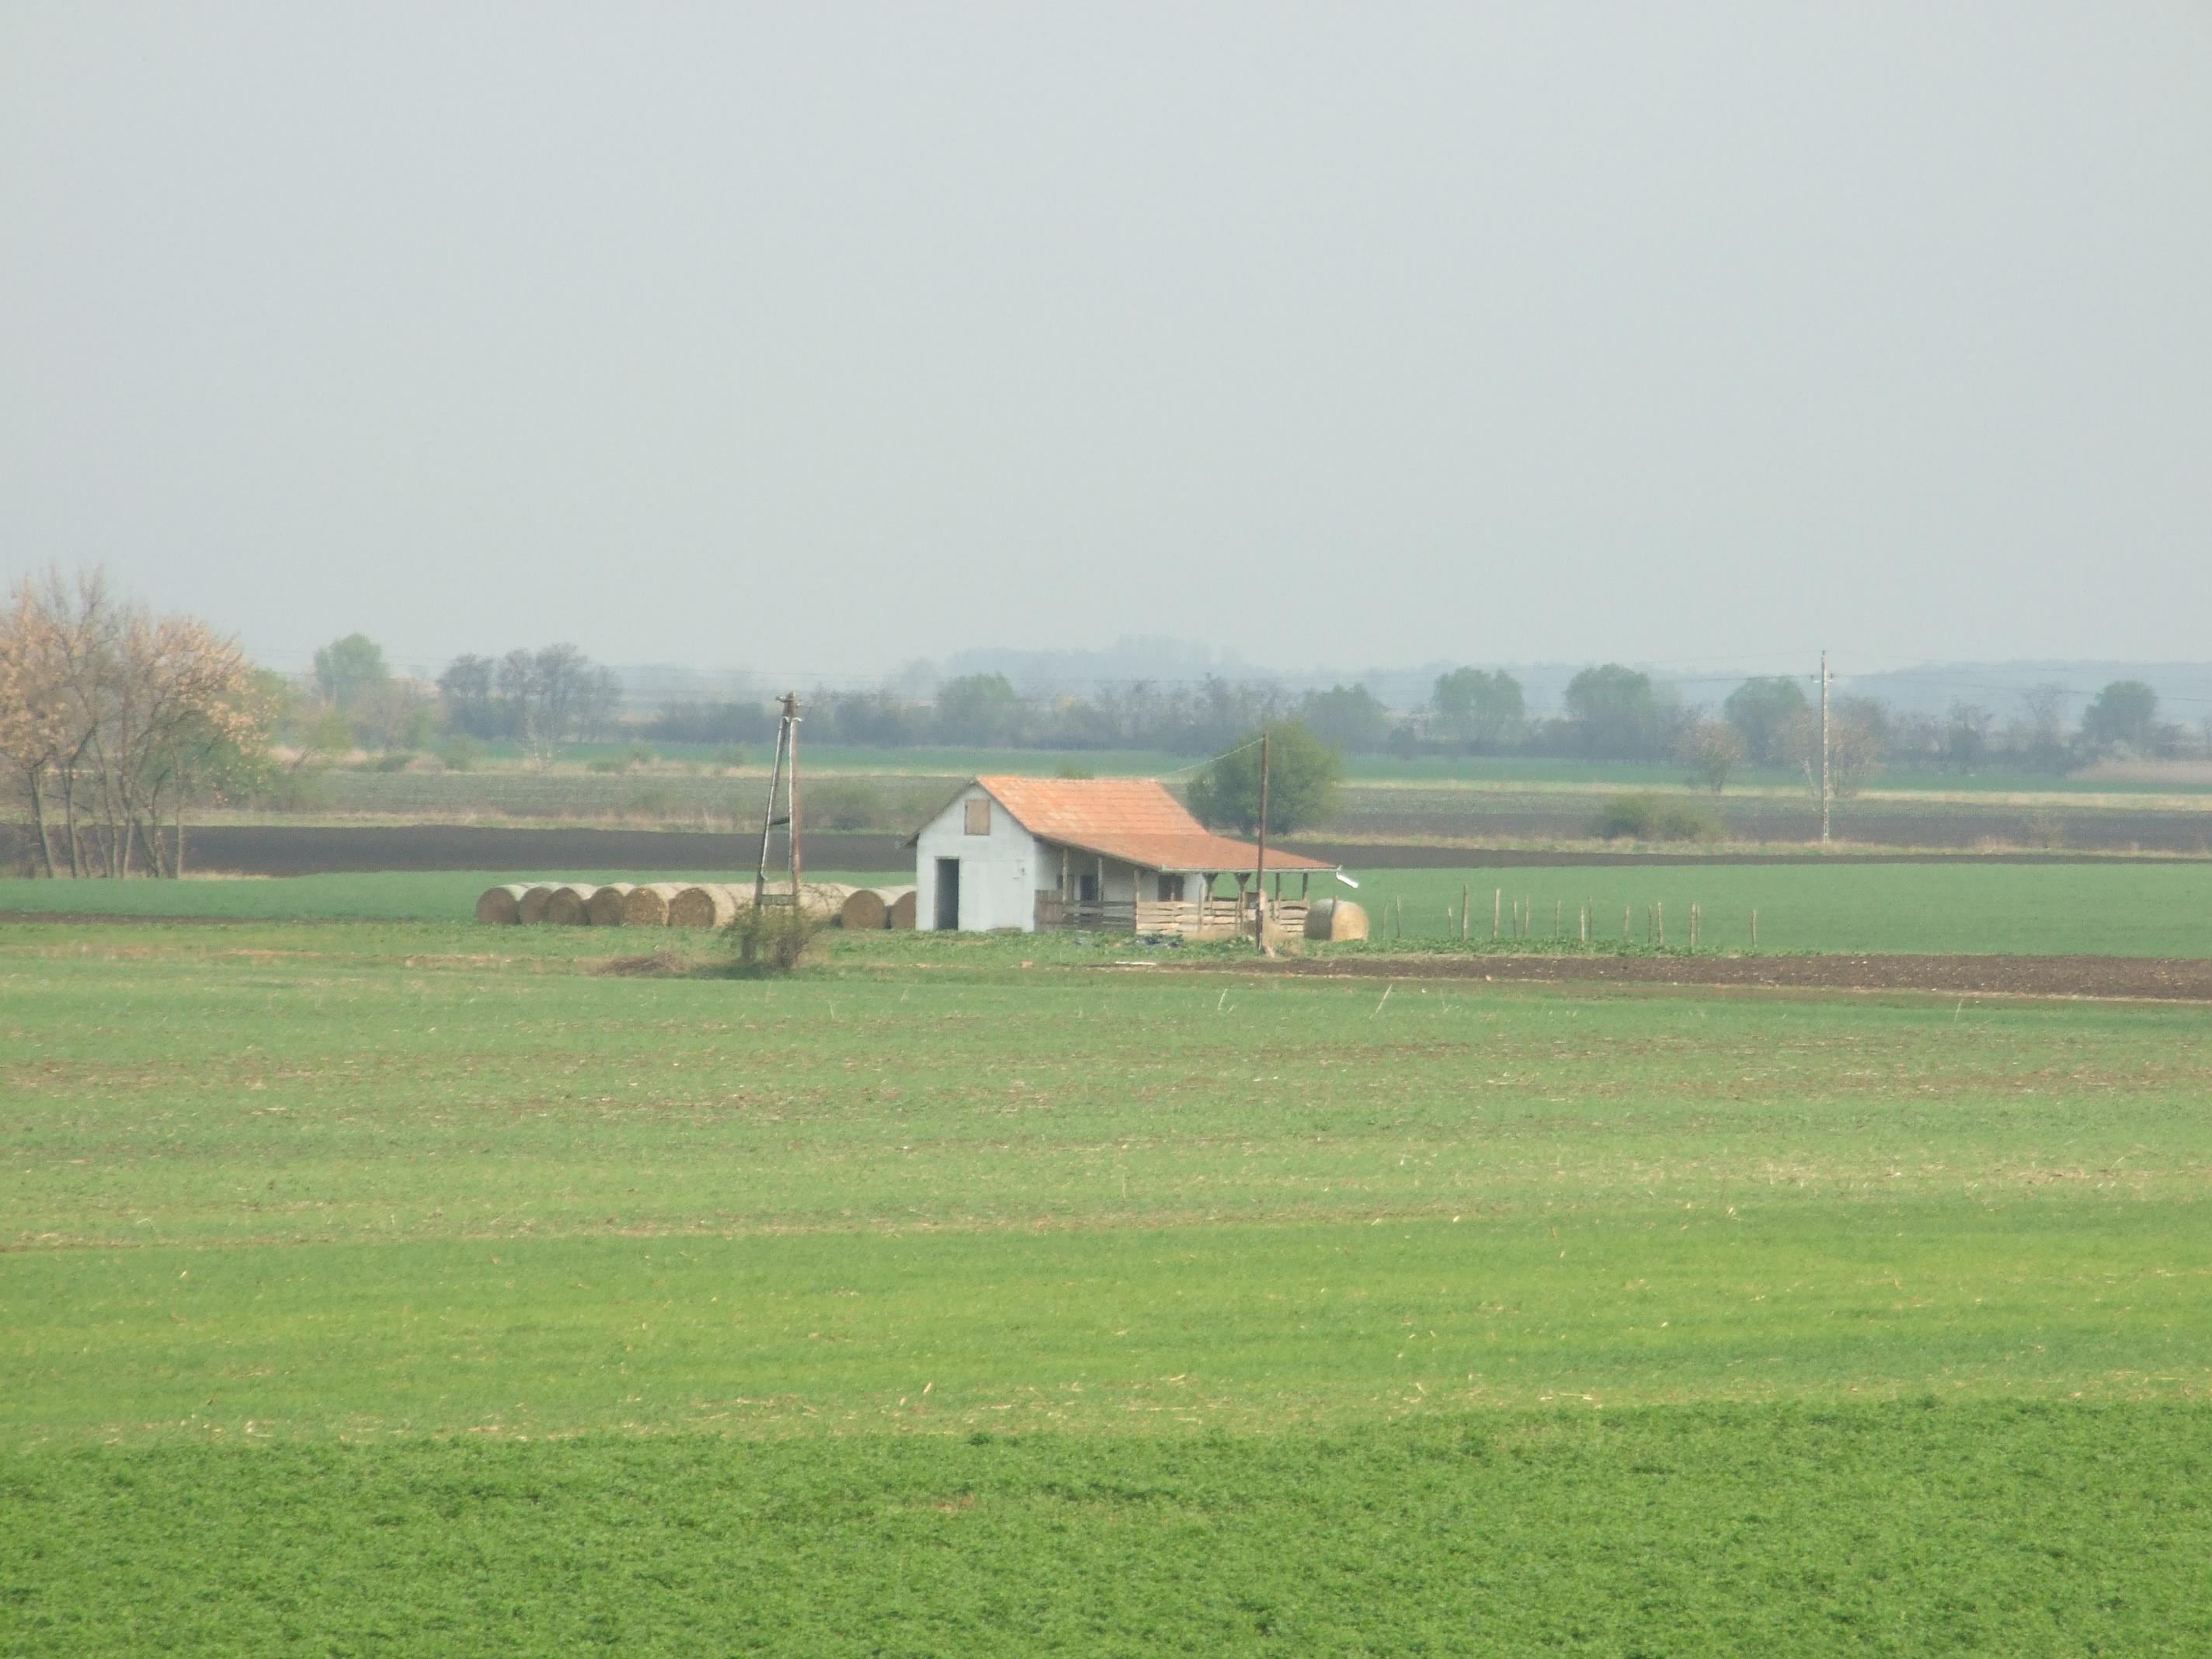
left=4, top=900, right=2210, bottom=1653
left=5, top=857, right=2212, bottom=954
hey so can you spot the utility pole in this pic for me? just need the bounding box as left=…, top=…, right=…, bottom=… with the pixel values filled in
left=784, top=692, right=803, bottom=896
left=752, top=692, right=805, bottom=906
left=1254, top=729, right=1272, bottom=955
left=753, top=708, right=788, bottom=909
left=1819, top=651, right=1831, bottom=847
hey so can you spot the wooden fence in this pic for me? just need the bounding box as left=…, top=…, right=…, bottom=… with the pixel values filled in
left=1035, top=893, right=1308, bottom=941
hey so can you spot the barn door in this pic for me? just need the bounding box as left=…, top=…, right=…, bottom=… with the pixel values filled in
left=934, top=858, right=961, bottom=930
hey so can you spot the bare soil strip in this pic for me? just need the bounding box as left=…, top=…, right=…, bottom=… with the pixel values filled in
left=1277, top=841, right=2201, bottom=868
left=1187, top=951, right=2212, bottom=1001
left=11, top=822, right=2203, bottom=876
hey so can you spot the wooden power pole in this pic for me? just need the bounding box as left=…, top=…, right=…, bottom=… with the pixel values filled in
left=784, top=692, right=802, bottom=895
left=752, top=692, right=805, bottom=906
left=753, top=707, right=788, bottom=909
left=1819, top=652, right=1831, bottom=846
left=1254, top=729, right=1272, bottom=955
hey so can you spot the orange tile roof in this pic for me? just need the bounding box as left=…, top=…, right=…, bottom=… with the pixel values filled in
left=972, top=775, right=1334, bottom=873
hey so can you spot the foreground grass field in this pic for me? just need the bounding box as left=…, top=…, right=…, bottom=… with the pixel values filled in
left=11, top=1407, right=2207, bottom=1655
left=5, top=920, right=2209, bottom=1651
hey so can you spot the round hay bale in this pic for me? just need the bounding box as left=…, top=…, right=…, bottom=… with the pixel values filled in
left=886, top=888, right=917, bottom=930
left=544, top=883, right=597, bottom=926
left=840, top=888, right=892, bottom=930
left=1305, top=898, right=1369, bottom=941
left=586, top=883, right=636, bottom=926
left=621, top=882, right=685, bottom=927
left=801, top=882, right=854, bottom=921
left=516, top=883, right=562, bottom=924
left=476, top=883, right=530, bottom=926
left=668, top=883, right=746, bottom=929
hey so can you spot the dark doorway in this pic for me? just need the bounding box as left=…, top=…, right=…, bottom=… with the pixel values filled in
left=934, top=858, right=961, bottom=930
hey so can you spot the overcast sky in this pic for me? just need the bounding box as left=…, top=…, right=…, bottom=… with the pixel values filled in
left=3, top=4, right=2207, bottom=683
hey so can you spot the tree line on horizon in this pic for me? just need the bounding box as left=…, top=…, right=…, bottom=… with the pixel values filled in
left=640, top=663, right=2186, bottom=790
left=292, top=629, right=2194, bottom=791
left=8, top=562, right=2192, bottom=882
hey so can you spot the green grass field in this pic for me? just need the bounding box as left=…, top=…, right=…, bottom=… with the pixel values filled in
left=3, top=918, right=2209, bottom=1651
left=5, top=857, right=2210, bottom=955
left=1346, top=861, right=2212, bottom=956
left=0, top=871, right=906, bottom=923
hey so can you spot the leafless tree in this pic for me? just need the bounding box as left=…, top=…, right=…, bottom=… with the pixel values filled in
left=1675, top=718, right=1743, bottom=794
left=0, top=569, right=265, bottom=878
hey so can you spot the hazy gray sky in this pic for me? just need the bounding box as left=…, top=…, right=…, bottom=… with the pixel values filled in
left=3, top=4, right=2207, bottom=682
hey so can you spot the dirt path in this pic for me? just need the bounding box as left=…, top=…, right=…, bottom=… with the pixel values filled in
left=1174, top=951, right=2212, bottom=1001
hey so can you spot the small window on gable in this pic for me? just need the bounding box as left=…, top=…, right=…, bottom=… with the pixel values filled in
left=964, top=798, right=992, bottom=836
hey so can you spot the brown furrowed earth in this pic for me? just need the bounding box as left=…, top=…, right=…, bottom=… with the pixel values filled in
left=12, top=821, right=2206, bottom=877
left=1180, top=949, right=2212, bottom=1001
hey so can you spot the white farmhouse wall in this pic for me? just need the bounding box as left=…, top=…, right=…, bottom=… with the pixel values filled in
left=1052, top=846, right=1153, bottom=904
left=913, top=786, right=1042, bottom=931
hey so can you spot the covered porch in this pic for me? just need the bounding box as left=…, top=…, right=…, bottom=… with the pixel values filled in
left=1032, top=843, right=1327, bottom=940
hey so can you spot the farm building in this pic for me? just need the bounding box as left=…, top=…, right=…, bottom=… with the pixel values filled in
left=907, top=775, right=1337, bottom=936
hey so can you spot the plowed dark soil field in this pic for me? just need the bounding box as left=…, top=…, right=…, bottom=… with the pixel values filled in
left=1205, top=950, right=2212, bottom=1001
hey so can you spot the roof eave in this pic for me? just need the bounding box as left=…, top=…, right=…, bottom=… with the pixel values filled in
left=1034, top=832, right=1335, bottom=874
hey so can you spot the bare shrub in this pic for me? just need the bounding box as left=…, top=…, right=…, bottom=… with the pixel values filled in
left=724, top=894, right=828, bottom=973
left=1591, top=792, right=1723, bottom=843
left=1675, top=719, right=1743, bottom=794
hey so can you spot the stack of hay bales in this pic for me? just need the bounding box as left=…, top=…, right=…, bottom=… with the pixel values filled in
left=1304, top=898, right=1369, bottom=941
left=799, top=882, right=855, bottom=920
left=516, top=883, right=562, bottom=924
left=585, top=883, right=635, bottom=926
left=840, top=885, right=916, bottom=930
left=476, top=878, right=894, bottom=928
left=542, top=883, right=600, bottom=925
left=666, top=883, right=750, bottom=929
left=475, top=884, right=532, bottom=925
left=621, top=883, right=687, bottom=927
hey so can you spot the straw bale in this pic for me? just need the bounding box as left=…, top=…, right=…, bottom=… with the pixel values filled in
left=802, top=882, right=854, bottom=921
left=1304, top=898, right=1369, bottom=941
left=743, top=882, right=853, bottom=922
left=621, top=882, right=686, bottom=927
left=840, top=888, right=892, bottom=930
left=586, top=883, right=636, bottom=926
left=516, top=884, right=561, bottom=924
left=668, top=883, right=747, bottom=929
left=544, top=883, right=598, bottom=926
left=475, top=884, right=530, bottom=926
left=886, top=888, right=917, bottom=930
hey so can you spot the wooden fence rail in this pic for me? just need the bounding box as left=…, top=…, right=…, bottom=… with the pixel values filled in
left=1035, top=893, right=1308, bottom=941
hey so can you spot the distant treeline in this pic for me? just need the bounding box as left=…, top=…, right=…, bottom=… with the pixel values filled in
left=284, top=631, right=2200, bottom=784
left=647, top=676, right=1313, bottom=757
left=642, top=665, right=2192, bottom=784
